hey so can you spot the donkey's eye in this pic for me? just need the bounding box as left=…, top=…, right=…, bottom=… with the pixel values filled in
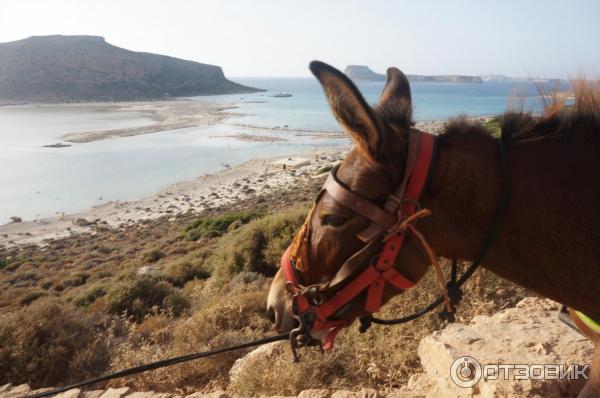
left=321, top=214, right=348, bottom=227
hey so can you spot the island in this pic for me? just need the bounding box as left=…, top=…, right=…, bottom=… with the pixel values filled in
left=0, top=35, right=264, bottom=103
left=344, top=65, right=482, bottom=84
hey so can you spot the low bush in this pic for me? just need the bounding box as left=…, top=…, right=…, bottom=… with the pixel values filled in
left=485, top=116, right=502, bottom=137
left=73, top=284, right=107, bottom=307
left=143, top=249, right=166, bottom=263
left=184, top=210, right=265, bottom=240
left=0, top=298, right=110, bottom=388
left=163, top=260, right=210, bottom=287
left=18, top=290, right=48, bottom=305
left=108, top=286, right=271, bottom=392
left=106, top=276, right=189, bottom=320
left=206, top=207, right=307, bottom=281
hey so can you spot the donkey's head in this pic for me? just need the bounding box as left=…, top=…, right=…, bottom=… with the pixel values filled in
left=266, top=61, right=433, bottom=339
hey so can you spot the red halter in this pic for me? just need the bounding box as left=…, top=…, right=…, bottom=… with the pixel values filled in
left=281, top=132, right=437, bottom=353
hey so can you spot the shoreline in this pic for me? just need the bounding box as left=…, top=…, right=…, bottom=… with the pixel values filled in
left=60, top=100, right=240, bottom=143
left=0, top=115, right=492, bottom=247
left=0, top=146, right=349, bottom=246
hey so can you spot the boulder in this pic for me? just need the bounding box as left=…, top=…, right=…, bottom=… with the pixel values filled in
left=229, top=341, right=286, bottom=387
left=297, top=390, right=330, bottom=398
left=400, top=297, right=594, bottom=397
left=98, top=387, right=131, bottom=398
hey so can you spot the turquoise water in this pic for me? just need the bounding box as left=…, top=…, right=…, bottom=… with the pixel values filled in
left=0, top=78, right=560, bottom=224
left=195, top=78, right=560, bottom=131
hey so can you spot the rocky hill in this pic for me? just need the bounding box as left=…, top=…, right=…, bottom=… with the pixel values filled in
left=344, top=65, right=482, bottom=84
left=0, top=35, right=262, bottom=102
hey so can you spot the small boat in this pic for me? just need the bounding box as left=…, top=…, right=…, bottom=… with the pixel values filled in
left=272, top=92, right=292, bottom=97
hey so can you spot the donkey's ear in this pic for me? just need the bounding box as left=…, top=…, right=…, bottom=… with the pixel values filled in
left=378, top=67, right=412, bottom=128
left=310, top=60, right=381, bottom=159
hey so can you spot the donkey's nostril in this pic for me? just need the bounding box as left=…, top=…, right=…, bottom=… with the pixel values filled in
left=266, top=307, right=276, bottom=324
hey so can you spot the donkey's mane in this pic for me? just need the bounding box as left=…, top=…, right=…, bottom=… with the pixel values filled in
left=444, top=79, right=600, bottom=144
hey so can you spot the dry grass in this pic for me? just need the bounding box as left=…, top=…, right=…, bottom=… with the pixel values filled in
left=229, top=262, right=529, bottom=396
left=0, top=177, right=531, bottom=394
left=0, top=297, right=113, bottom=388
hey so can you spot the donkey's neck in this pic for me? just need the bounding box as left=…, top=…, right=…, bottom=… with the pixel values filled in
left=420, top=128, right=600, bottom=318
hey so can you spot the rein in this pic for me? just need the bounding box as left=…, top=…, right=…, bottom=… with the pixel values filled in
left=21, top=333, right=289, bottom=398
left=282, top=132, right=508, bottom=360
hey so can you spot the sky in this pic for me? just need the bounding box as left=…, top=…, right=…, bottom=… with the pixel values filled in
left=0, top=0, right=598, bottom=78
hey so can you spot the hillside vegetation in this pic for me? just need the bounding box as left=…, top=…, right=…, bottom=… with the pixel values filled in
left=0, top=175, right=529, bottom=395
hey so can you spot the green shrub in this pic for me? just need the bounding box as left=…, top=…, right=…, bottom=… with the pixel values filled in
left=106, top=277, right=189, bottom=320
left=0, top=298, right=109, bottom=388
left=205, top=207, right=307, bottom=281
left=143, top=249, right=165, bottom=263
left=184, top=210, right=265, bottom=240
left=163, top=260, right=210, bottom=287
left=485, top=116, right=502, bottom=137
left=73, top=285, right=107, bottom=307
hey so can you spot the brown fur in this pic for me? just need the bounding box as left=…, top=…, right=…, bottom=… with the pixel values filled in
left=267, top=63, right=600, bottom=395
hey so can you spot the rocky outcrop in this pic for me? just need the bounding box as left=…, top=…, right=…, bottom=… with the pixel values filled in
left=344, top=65, right=482, bottom=84
left=397, top=297, right=594, bottom=397
left=343, top=65, right=386, bottom=81
left=0, top=35, right=263, bottom=102
left=2, top=299, right=593, bottom=398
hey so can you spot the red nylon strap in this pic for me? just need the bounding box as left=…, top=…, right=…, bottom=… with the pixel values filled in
left=365, top=132, right=436, bottom=312
left=281, top=247, right=311, bottom=313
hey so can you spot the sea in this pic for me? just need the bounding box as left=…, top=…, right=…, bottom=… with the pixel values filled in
left=0, top=78, right=561, bottom=224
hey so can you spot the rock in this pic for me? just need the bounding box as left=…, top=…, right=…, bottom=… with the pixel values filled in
left=55, top=389, right=82, bottom=398
left=229, top=341, right=286, bottom=388
left=127, top=392, right=172, bottom=398
left=330, top=389, right=382, bottom=398
left=403, top=297, right=594, bottom=398
left=73, top=218, right=91, bottom=227
left=98, top=387, right=131, bottom=398
left=9, top=216, right=22, bottom=223
left=1, top=384, right=30, bottom=398
left=184, top=392, right=228, bottom=398
left=81, top=391, right=104, bottom=398
left=297, top=389, right=330, bottom=398
left=137, top=265, right=153, bottom=275
left=0, top=385, right=12, bottom=394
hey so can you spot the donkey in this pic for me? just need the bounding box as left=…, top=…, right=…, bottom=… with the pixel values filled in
left=266, top=61, right=600, bottom=396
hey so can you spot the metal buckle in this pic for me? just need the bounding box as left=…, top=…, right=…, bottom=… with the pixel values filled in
left=288, top=289, right=324, bottom=361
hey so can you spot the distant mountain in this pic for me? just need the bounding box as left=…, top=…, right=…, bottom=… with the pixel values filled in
left=344, top=65, right=386, bottom=81
left=344, top=65, right=482, bottom=84
left=480, top=74, right=511, bottom=82
left=0, top=35, right=263, bottom=102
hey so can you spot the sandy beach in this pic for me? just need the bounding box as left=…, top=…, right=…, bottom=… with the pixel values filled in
left=0, top=114, right=491, bottom=247
left=0, top=147, right=349, bottom=246
left=61, top=100, right=240, bottom=143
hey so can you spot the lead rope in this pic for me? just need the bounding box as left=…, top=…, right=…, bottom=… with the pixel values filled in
left=359, top=138, right=507, bottom=332
left=20, top=333, right=289, bottom=398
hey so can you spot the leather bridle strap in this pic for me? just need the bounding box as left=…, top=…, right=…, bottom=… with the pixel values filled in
left=322, top=167, right=396, bottom=230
